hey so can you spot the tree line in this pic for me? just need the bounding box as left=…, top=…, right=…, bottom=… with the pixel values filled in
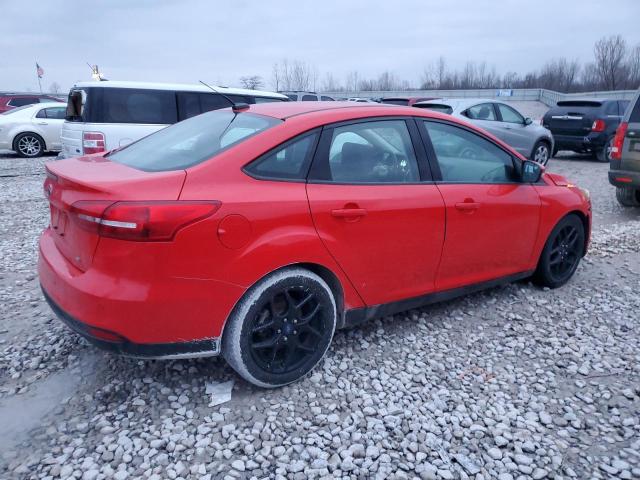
left=240, top=35, right=640, bottom=93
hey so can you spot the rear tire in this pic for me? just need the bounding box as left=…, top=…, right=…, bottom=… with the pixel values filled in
left=13, top=132, right=44, bottom=158
left=594, top=138, right=612, bottom=162
left=531, top=140, right=551, bottom=166
left=615, top=186, right=640, bottom=207
left=533, top=214, right=585, bottom=289
left=222, top=268, right=337, bottom=388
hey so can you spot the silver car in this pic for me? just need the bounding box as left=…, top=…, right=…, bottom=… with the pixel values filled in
left=414, top=99, right=554, bottom=165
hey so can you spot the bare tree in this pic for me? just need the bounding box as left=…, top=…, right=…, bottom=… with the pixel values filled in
left=271, top=63, right=281, bottom=91
left=271, top=60, right=316, bottom=91
left=627, top=44, right=640, bottom=89
left=48, top=81, right=61, bottom=94
left=594, top=35, right=628, bottom=90
left=239, top=75, right=264, bottom=90
left=345, top=71, right=359, bottom=92
left=322, top=72, right=342, bottom=92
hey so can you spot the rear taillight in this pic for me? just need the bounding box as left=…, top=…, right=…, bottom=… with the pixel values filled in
left=611, top=122, right=628, bottom=161
left=82, top=131, right=105, bottom=154
left=70, top=201, right=221, bottom=241
left=591, top=119, right=606, bottom=132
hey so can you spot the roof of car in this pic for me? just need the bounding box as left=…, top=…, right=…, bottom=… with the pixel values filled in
left=414, top=97, right=516, bottom=111
left=238, top=101, right=398, bottom=119
left=70, top=81, right=288, bottom=99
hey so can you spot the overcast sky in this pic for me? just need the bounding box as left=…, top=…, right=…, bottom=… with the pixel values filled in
left=2, top=0, right=639, bottom=93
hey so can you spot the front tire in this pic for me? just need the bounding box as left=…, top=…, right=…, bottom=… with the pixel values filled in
left=533, top=214, right=585, bottom=288
left=615, top=186, right=640, bottom=207
left=14, top=132, right=44, bottom=158
left=531, top=141, right=551, bottom=166
left=222, top=268, right=337, bottom=388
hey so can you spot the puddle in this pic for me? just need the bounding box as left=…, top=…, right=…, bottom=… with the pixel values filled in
left=0, top=353, right=95, bottom=454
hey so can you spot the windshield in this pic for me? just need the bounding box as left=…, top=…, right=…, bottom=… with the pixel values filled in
left=108, top=110, right=281, bottom=171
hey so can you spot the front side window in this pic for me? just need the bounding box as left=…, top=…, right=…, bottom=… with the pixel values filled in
left=424, top=121, right=516, bottom=183
left=465, top=103, right=496, bottom=121
left=245, top=132, right=318, bottom=180
left=108, top=111, right=281, bottom=172
left=320, top=96, right=335, bottom=101
left=302, top=95, right=317, bottom=101
left=99, top=88, right=177, bottom=124
left=496, top=103, right=524, bottom=124
left=319, top=120, right=420, bottom=183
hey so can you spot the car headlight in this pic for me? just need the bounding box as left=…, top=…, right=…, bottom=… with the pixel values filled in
left=577, top=187, right=590, bottom=202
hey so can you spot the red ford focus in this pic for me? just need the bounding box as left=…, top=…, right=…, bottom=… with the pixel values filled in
left=39, top=102, right=591, bottom=387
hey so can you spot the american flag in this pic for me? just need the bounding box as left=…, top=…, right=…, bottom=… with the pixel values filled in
left=36, top=62, right=44, bottom=78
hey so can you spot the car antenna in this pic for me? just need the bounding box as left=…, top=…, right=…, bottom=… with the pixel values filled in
left=199, top=80, right=249, bottom=113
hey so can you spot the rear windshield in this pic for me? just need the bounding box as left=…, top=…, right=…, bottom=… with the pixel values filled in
left=381, top=99, right=409, bottom=106
left=415, top=104, right=453, bottom=114
left=107, top=110, right=281, bottom=171
left=556, top=100, right=602, bottom=108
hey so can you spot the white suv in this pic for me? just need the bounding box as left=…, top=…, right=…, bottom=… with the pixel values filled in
left=60, top=81, right=288, bottom=158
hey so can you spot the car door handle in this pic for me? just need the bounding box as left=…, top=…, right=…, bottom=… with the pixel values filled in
left=331, top=208, right=367, bottom=218
left=37, top=122, right=48, bottom=125
left=455, top=202, right=480, bottom=212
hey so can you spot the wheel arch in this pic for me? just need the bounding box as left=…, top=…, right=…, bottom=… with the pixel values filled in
left=530, top=136, right=551, bottom=159
left=567, top=209, right=590, bottom=256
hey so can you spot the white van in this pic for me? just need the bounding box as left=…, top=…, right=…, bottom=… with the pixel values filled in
left=60, top=81, right=288, bottom=158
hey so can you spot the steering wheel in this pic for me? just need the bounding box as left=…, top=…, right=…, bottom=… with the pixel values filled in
left=460, top=147, right=479, bottom=159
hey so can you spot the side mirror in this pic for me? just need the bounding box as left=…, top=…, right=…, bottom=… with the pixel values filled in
left=521, top=160, right=542, bottom=183
left=524, top=117, right=533, bottom=125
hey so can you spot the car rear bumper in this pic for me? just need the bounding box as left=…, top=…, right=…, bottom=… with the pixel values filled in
left=553, top=133, right=608, bottom=151
left=38, top=228, right=245, bottom=356
left=608, top=169, right=640, bottom=188
left=42, top=288, right=221, bottom=358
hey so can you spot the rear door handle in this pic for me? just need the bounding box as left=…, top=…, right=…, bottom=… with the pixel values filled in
left=455, top=202, right=480, bottom=212
left=37, top=122, right=48, bottom=125
left=331, top=208, right=367, bottom=218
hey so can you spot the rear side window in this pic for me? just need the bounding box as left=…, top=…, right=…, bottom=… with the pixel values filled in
left=177, top=92, right=230, bottom=121
left=108, top=111, right=281, bottom=171
left=7, top=97, right=38, bottom=107
left=465, top=103, right=496, bottom=121
left=98, top=88, right=177, bottom=124
left=285, top=94, right=298, bottom=101
left=44, top=107, right=66, bottom=119
left=245, top=132, right=318, bottom=180
left=302, top=95, right=317, bottom=101
left=320, top=96, right=334, bottom=101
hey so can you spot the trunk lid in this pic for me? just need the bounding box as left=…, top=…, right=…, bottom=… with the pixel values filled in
left=544, top=100, right=602, bottom=136
left=44, top=155, right=185, bottom=271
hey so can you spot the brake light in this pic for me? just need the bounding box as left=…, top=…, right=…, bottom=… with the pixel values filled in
left=591, top=119, right=606, bottom=132
left=611, top=122, right=628, bottom=160
left=70, top=201, right=221, bottom=241
left=82, top=131, right=105, bottom=154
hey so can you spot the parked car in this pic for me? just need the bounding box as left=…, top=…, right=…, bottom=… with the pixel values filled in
left=280, top=91, right=335, bottom=101
left=381, top=96, right=436, bottom=106
left=40, top=102, right=591, bottom=387
left=59, top=81, right=288, bottom=158
left=415, top=98, right=555, bottom=165
left=609, top=90, right=640, bottom=206
left=0, top=102, right=67, bottom=157
left=0, top=93, right=63, bottom=114
left=541, top=99, right=629, bottom=162
left=347, top=97, right=377, bottom=103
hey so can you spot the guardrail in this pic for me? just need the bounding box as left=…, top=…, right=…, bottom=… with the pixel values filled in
left=322, top=88, right=637, bottom=106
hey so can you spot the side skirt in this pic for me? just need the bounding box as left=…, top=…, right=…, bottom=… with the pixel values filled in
left=342, top=270, right=534, bottom=329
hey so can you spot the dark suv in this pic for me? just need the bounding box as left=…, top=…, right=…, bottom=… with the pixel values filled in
left=609, top=90, right=640, bottom=206
left=542, top=99, right=629, bottom=161
left=0, top=93, right=63, bottom=114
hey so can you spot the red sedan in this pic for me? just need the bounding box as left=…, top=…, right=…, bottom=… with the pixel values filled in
left=39, top=102, right=591, bottom=387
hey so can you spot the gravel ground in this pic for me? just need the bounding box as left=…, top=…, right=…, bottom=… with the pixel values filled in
left=0, top=152, right=639, bottom=480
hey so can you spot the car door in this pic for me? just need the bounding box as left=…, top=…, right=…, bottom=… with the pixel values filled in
left=306, top=118, right=446, bottom=306
left=33, top=106, right=66, bottom=150
left=494, top=103, right=532, bottom=157
left=420, top=120, right=541, bottom=291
